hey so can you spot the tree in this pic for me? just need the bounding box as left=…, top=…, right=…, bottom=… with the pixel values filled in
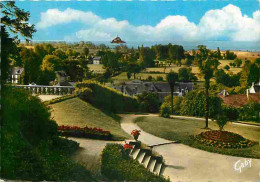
left=53, top=49, right=67, bottom=60
left=224, top=65, right=230, bottom=71
left=234, top=58, right=242, bottom=67
left=34, top=44, right=48, bottom=60
left=178, top=67, right=197, bottom=82
left=215, top=69, right=240, bottom=87
left=224, top=50, right=237, bottom=60
left=168, top=45, right=185, bottom=66
left=1, top=1, right=36, bottom=85
left=127, top=62, right=142, bottom=79
left=139, top=45, right=156, bottom=68
left=102, top=51, right=121, bottom=74
left=82, top=47, right=89, bottom=57
left=166, top=71, right=179, bottom=114
left=197, top=45, right=219, bottom=128
left=216, top=47, right=222, bottom=59
left=41, top=55, right=61, bottom=72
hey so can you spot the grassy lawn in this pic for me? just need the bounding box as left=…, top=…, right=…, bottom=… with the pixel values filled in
left=88, top=64, right=105, bottom=73
left=51, top=97, right=130, bottom=140
left=135, top=116, right=260, bottom=158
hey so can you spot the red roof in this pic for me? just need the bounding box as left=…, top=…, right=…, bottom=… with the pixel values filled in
left=219, top=94, right=260, bottom=108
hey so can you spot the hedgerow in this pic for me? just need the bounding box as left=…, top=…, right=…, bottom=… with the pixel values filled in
left=76, top=80, right=139, bottom=113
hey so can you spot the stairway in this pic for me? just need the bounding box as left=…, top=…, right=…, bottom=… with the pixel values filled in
left=128, top=141, right=165, bottom=176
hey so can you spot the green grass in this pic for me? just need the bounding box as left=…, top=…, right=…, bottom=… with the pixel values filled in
left=135, top=116, right=260, bottom=159
left=51, top=97, right=130, bottom=140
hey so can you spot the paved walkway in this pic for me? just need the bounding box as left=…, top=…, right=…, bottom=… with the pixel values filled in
left=68, top=137, right=123, bottom=175
left=120, top=114, right=260, bottom=182
left=37, top=95, right=62, bottom=101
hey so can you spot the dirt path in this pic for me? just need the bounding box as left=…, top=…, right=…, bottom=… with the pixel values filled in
left=120, top=114, right=260, bottom=182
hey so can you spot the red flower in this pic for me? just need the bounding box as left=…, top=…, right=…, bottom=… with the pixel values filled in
left=131, top=129, right=141, bottom=137
left=123, top=143, right=133, bottom=150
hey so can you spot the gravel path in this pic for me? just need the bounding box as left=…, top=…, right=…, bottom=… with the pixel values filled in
left=120, top=114, right=260, bottom=182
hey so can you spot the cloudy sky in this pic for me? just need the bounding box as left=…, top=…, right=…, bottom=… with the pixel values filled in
left=17, top=0, right=260, bottom=42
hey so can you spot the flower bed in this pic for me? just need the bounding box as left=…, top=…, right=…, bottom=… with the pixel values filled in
left=195, top=130, right=254, bottom=149
left=58, top=125, right=112, bottom=140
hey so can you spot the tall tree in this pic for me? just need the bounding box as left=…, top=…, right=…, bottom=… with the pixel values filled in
left=166, top=71, right=179, bottom=114
left=197, top=45, right=219, bottom=128
left=1, top=1, right=36, bottom=85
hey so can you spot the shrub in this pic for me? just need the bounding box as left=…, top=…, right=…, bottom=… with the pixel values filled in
left=162, top=95, right=183, bottom=115
left=76, top=80, right=139, bottom=113
left=222, top=105, right=239, bottom=121
left=147, top=75, right=153, bottom=81
left=157, top=76, right=164, bottom=81
left=215, top=115, right=228, bottom=131
left=160, top=104, right=171, bottom=118
left=137, top=91, right=160, bottom=113
left=74, top=87, right=93, bottom=102
left=101, top=144, right=169, bottom=182
left=239, top=102, right=260, bottom=122
left=180, top=90, right=222, bottom=118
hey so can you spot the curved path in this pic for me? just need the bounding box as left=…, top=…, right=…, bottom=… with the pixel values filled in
left=120, top=114, right=260, bottom=182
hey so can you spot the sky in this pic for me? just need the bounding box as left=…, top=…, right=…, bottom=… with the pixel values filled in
left=16, top=0, right=260, bottom=42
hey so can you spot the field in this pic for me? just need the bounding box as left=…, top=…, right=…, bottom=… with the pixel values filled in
left=88, top=64, right=105, bottom=73
left=135, top=116, right=260, bottom=158
left=51, top=97, right=130, bottom=140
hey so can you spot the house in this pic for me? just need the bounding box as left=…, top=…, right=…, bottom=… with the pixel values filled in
left=248, top=81, right=260, bottom=94
left=55, top=71, right=70, bottom=86
left=111, top=36, right=126, bottom=44
left=219, top=93, right=260, bottom=108
left=11, top=67, right=24, bottom=84
left=93, top=56, right=101, bottom=65
left=112, top=80, right=194, bottom=102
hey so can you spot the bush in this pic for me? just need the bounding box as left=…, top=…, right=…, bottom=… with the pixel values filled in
left=180, top=90, right=222, bottom=118
left=76, top=80, right=139, bottom=113
left=147, top=75, right=153, bottom=81
left=160, top=104, right=171, bottom=118
left=137, top=92, right=160, bottom=113
left=157, top=76, right=164, bottom=81
left=222, top=105, right=239, bottom=121
left=101, top=144, right=169, bottom=182
left=162, top=95, right=183, bottom=115
left=239, top=102, right=260, bottom=122
left=215, top=115, right=228, bottom=131
left=74, top=87, right=93, bottom=102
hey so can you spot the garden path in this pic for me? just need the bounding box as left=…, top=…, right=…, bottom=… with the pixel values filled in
left=37, top=95, right=63, bottom=101
left=120, top=114, right=260, bottom=182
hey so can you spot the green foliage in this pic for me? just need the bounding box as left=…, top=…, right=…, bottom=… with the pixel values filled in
left=239, top=102, right=260, bottom=122
left=102, top=51, right=121, bottom=74
left=224, top=50, right=237, bottom=60
left=180, top=90, right=222, bottom=118
left=163, top=95, right=183, bottom=115
left=101, top=144, right=169, bottom=182
left=160, top=104, right=171, bottom=118
left=215, top=69, right=240, bottom=87
left=224, top=65, right=230, bottom=71
left=127, top=62, right=142, bottom=79
left=137, top=92, right=160, bottom=113
left=74, top=87, right=93, bottom=102
left=178, top=67, right=197, bottom=82
left=1, top=87, right=93, bottom=181
left=157, top=76, right=164, bottom=81
left=41, top=55, right=62, bottom=72
left=76, top=80, right=139, bottom=113
left=215, top=115, right=228, bottom=131
left=222, top=105, right=239, bottom=121
left=234, top=58, right=242, bottom=67
left=139, top=45, right=156, bottom=68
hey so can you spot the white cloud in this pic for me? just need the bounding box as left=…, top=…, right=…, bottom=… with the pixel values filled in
left=37, top=4, right=260, bottom=41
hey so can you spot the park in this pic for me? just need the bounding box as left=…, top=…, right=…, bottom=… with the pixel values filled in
left=1, top=1, right=260, bottom=182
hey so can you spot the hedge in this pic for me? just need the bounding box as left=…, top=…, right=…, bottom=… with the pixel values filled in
left=76, top=80, right=139, bottom=113
left=43, top=94, right=77, bottom=105
left=101, top=144, right=169, bottom=182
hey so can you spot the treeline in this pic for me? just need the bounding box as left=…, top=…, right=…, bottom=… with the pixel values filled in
left=14, top=43, right=93, bottom=85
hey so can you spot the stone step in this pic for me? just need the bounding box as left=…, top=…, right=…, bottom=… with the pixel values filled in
left=132, top=148, right=141, bottom=159
left=159, top=164, right=166, bottom=176
left=154, top=162, right=162, bottom=175
left=130, top=145, right=137, bottom=155
left=136, top=150, right=146, bottom=163
left=143, top=155, right=151, bottom=168
left=147, top=158, right=156, bottom=172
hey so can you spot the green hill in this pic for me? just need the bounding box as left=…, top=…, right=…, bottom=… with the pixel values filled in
left=51, top=98, right=130, bottom=140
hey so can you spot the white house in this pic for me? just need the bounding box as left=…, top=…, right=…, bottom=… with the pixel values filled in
left=11, top=67, right=24, bottom=84
left=93, top=56, right=101, bottom=64
left=248, top=81, right=260, bottom=94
